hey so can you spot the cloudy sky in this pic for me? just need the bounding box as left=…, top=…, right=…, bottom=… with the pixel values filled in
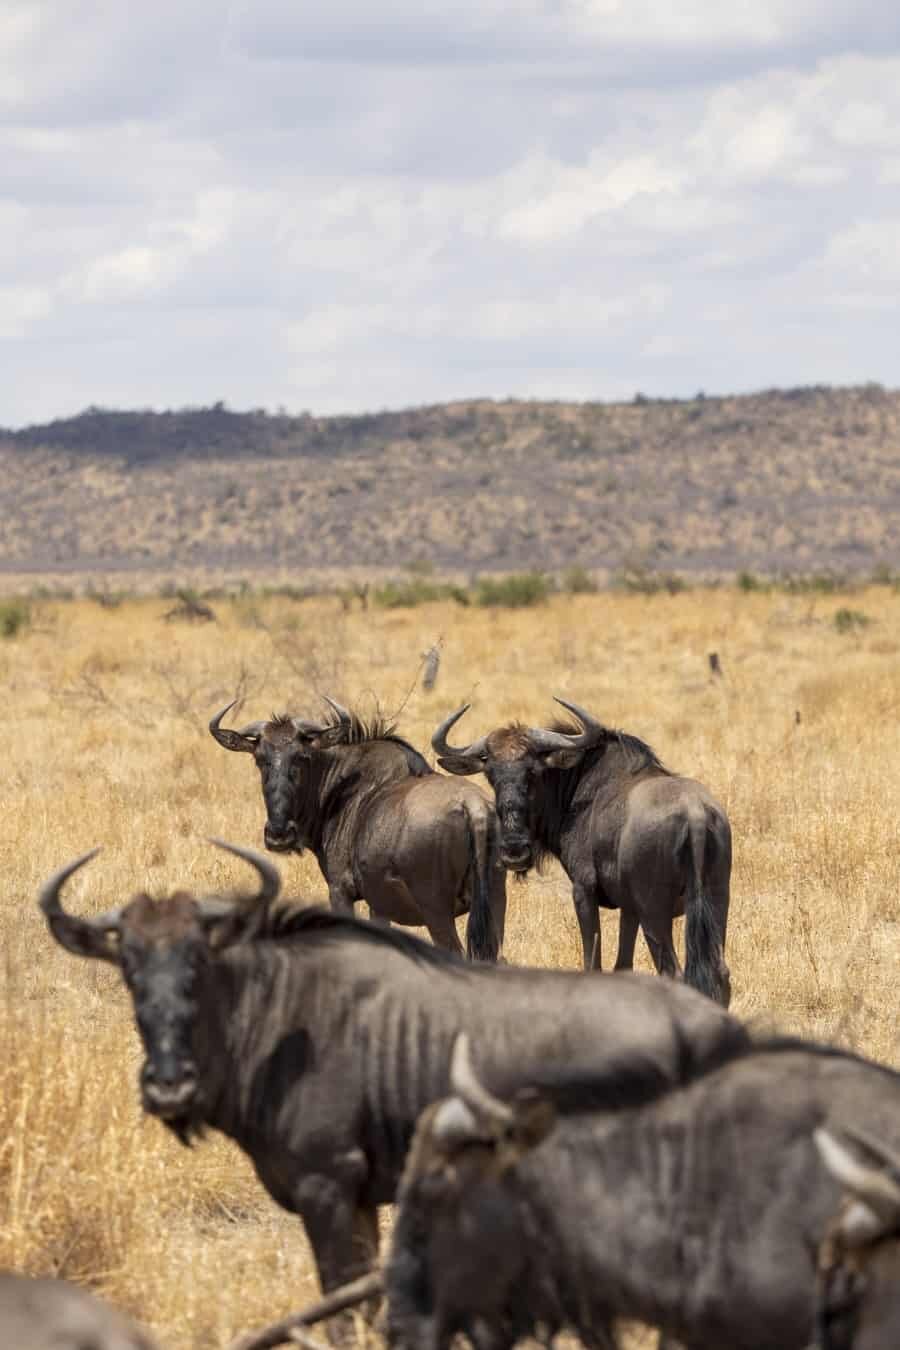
left=2, top=1, right=900, bottom=425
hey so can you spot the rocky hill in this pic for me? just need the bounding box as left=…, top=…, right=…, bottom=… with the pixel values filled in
left=2, top=384, right=898, bottom=582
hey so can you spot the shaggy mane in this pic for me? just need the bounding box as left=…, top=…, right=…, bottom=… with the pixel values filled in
left=268, top=708, right=398, bottom=740
left=255, top=902, right=467, bottom=969
left=548, top=718, right=671, bottom=776
left=271, top=708, right=432, bottom=773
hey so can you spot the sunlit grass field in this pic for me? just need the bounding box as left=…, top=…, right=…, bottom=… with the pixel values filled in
left=1, top=586, right=898, bottom=1346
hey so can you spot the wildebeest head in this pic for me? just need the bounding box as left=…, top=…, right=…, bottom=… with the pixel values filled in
left=432, top=698, right=604, bottom=871
left=38, top=840, right=280, bottom=1142
left=815, top=1126, right=900, bottom=1350
left=389, top=1034, right=557, bottom=1350
left=209, top=697, right=347, bottom=853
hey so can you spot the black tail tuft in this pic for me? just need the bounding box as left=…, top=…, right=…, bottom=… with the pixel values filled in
left=464, top=809, right=500, bottom=962
left=684, top=886, right=729, bottom=1005
left=682, top=819, right=730, bottom=1006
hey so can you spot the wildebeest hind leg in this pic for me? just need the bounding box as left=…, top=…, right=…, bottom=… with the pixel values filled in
left=642, top=922, right=682, bottom=981
left=613, top=907, right=639, bottom=970
left=572, top=884, right=601, bottom=970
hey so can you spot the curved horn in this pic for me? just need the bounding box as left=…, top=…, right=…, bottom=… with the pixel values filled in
left=205, top=839, right=281, bottom=909
left=291, top=716, right=330, bottom=738
left=432, top=1095, right=481, bottom=1145
left=39, top=848, right=123, bottom=929
left=815, top=1127, right=900, bottom=1227
left=38, top=849, right=124, bottom=962
left=322, top=694, right=352, bottom=727
left=209, top=701, right=268, bottom=752
left=522, top=698, right=605, bottom=755
left=431, top=705, right=488, bottom=761
left=449, top=1032, right=513, bottom=1127
left=552, top=697, right=605, bottom=740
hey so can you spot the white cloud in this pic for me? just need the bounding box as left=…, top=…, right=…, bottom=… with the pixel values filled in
left=495, top=153, right=682, bottom=243
left=0, top=284, right=51, bottom=338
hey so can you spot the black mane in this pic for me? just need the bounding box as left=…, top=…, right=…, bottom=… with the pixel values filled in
left=534, top=1028, right=900, bottom=1118
left=332, top=709, right=400, bottom=743
left=273, top=708, right=433, bottom=775
left=548, top=718, right=670, bottom=776
left=255, top=902, right=466, bottom=969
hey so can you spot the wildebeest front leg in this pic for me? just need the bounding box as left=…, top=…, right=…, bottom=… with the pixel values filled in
left=327, top=878, right=357, bottom=915
left=298, top=1180, right=380, bottom=1344
left=613, top=906, right=639, bottom=970
left=572, top=884, right=601, bottom=970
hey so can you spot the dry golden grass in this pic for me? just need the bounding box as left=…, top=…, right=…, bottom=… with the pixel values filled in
left=1, top=587, right=898, bottom=1347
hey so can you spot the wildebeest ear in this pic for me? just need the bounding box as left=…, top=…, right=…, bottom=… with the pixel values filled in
left=437, top=754, right=481, bottom=776
left=540, top=746, right=586, bottom=770
left=311, top=723, right=345, bottom=749
left=211, top=726, right=259, bottom=753
left=510, top=1093, right=557, bottom=1157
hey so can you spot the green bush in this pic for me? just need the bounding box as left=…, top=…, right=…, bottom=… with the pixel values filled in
left=781, top=572, right=848, bottom=596
left=833, top=607, right=871, bottom=634
left=737, top=571, right=767, bottom=593
left=0, top=600, right=30, bottom=638
left=374, top=577, right=469, bottom=608
left=561, top=565, right=598, bottom=595
left=614, top=566, right=687, bottom=596
left=475, top=572, right=551, bottom=608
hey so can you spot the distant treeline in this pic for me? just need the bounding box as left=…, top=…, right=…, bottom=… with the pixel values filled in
left=3, top=382, right=892, bottom=466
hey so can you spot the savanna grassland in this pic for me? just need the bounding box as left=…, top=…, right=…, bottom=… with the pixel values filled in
left=1, top=586, right=898, bottom=1348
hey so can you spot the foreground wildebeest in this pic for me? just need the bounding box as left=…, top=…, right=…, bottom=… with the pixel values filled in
left=814, top=1130, right=900, bottom=1350
left=38, top=840, right=746, bottom=1331
left=0, top=1272, right=158, bottom=1350
left=382, top=1033, right=900, bottom=1350
left=210, top=698, right=507, bottom=960
left=433, top=697, right=732, bottom=1002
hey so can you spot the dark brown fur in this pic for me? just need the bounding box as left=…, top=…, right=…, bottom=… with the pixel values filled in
left=213, top=706, right=506, bottom=960
left=388, top=1042, right=900, bottom=1350
left=40, top=861, right=747, bottom=1320
left=438, top=706, right=731, bottom=1003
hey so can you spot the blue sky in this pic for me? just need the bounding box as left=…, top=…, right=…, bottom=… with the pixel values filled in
left=2, top=0, right=899, bottom=425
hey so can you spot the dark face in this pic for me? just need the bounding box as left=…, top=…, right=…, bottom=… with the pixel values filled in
left=442, top=727, right=578, bottom=873
left=117, top=895, right=217, bottom=1133
left=251, top=728, right=313, bottom=853
left=209, top=714, right=334, bottom=853
left=39, top=838, right=280, bottom=1145
left=482, top=752, right=544, bottom=873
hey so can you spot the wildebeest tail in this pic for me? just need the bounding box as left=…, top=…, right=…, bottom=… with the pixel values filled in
left=682, top=810, right=729, bottom=1005
left=463, top=802, right=500, bottom=962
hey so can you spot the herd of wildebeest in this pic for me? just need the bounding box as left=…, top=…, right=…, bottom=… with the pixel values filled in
left=6, top=695, right=899, bottom=1347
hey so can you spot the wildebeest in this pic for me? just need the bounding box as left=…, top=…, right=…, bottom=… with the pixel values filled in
left=433, top=697, right=732, bottom=1002
left=0, top=1272, right=158, bottom=1349
left=210, top=698, right=507, bottom=961
left=814, top=1129, right=900, bottom=1350
left=384, top=1033, right=900, bottom=1350
left=38, top=840, right=746, bottom=1328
